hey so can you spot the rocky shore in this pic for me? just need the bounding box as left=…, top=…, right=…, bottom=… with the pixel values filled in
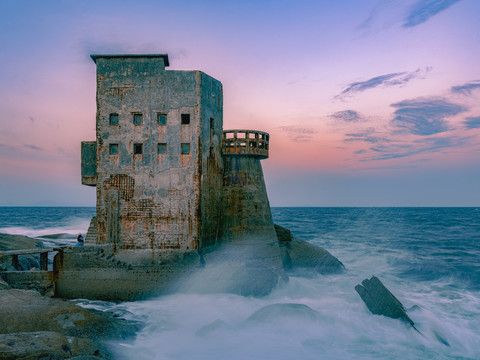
left=0, top=229, right=345, bottom=359
left=0, top=233, right=140, bottom=359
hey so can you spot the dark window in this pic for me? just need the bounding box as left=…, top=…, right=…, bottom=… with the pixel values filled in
left=109, top=113, right=119, bottom=125
left=109, top=144, right=118, bottom=155
left=134, top=143, right=143, bottom=155
left=181, top=143, right=190, bottom=155
left=210, top=118, right=214, bottom=130
left=209, top=146, right=214, bottom=158
left=133, top=113, right=143, bottom=125
left=157, top=143, right=167, bottom=154
left=181, top=114, right=190, bottom=125
left=157, top=113, right=167, bottom=125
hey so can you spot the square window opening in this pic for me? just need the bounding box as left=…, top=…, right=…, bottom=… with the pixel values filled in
left=181, top=143, right=190, bottom=155
left=109, top=144, right=118, bottom=155
left=133, top=113, right=143, bottom=125
left=210, top=118, right=214, bottom=130
left=181, top=114, right=190, bottom=125
left=158, top=143, right=167, bottom=154
left=157, top=114, right=166, bottom=125
left=109, top=113, right=119, bottom=126
left=134, top=143, right=143, bottom=155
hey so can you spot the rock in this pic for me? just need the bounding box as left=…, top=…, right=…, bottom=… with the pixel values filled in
left=274, top=224, right=293, bottom=243
left=274, top=225, right=345, bottom=275
left=0, top=278, right=10, bottom=290
left=246, top=303, right=320, bottom=323
left=68, top=336, right=106, bottom=358
left=196, top=319, right=233, bottom=337
left=0, top=289, right=102, bottom=336
left=0, top=331, right=71, bottom=359
left=0, top=233, right=43, bottom=251
left=355, top=276, right=415, bottom=327
left=0, top=289, right=140, bottom=358
left=0, top=233, right=43, bottom=271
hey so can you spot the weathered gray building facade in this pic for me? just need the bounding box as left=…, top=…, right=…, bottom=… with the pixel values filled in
left=82, top=54, right=224, bottom=251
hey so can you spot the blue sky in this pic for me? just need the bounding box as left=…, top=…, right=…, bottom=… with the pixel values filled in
left=0, top=0, right=479, bottom=206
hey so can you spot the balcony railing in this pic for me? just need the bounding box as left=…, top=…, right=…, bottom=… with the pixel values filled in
left=221, top=130, right=269, bottom=159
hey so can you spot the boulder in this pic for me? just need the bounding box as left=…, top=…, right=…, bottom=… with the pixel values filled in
left=0, top=233, right=43, bottom=251
left=355, top=276, right=415, bottom=328
left=274, top=225, right=345, bottom=275
left=196, top=319, right=233, bottom=337
left=246, top=303, right=320, bottom=323
left=0, top=331, right=71, bottom=359
left=0, top=289, right=140, bottom=359
left=0, top=233, right=43, bottom=271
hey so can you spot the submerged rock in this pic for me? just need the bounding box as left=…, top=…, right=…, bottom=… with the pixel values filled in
left=355, top=276, right=415, bottom=328
left=196, top=319, right=233, bottom=337
left=274, top=225, right=345, bottom=275
left=246, top=303, right=320, bottom=323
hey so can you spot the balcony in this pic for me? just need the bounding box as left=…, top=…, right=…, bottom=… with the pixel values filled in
left=221, top=130, right=269, bottom=159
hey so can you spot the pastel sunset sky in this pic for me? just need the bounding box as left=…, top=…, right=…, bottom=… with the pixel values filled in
left=1, top=0, right=479, bottom=206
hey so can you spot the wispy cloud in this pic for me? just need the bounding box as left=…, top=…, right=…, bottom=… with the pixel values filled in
left=451, top=80, right=480, bottom=96
left=403, top=0, right=463, bottom=28
left=361, top=136, right=471, bottom=161
left=278, top=126, right=318, bottom=142
left=390, top=98, right=467, bottom=135
left=345, top=132, right=391, bottom=144
left=337, top=68, right=431, bottom=99
left=330, top=110, right=362, bottom=123
left=464, top=117, right=480, bottom=129
left=24, top=144, right=43, bottom=151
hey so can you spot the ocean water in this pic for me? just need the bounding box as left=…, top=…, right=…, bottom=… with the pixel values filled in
left=1, top=207, right=479, bottom=359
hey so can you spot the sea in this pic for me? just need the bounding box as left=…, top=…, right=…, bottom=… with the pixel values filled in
left=0, top=206, right=479, bottom=359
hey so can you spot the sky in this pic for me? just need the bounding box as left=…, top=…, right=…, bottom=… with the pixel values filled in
left=0, top=0, right=479, bottom=206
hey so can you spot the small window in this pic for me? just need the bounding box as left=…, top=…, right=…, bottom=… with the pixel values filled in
left=181, top=143, right=190, bottom=155
left=181, top=114, right=190, bottom=125
left=157, top=113, right=166, bottom=125
left=133, top=113, right=143, bottom=125
left=109, top=113, right=119, bottom=125
left=109, top=144, right=118, bottom=155
left=157, top=143, right=167, bottom=154
left=210, top=118, right=214, bottom=130
left=134, top=143, right=143, bottom=155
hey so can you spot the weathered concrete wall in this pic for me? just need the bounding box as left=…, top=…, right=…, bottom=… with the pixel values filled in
left=199, top=73, right=223, bottom=248
left=1, top=271, right=55, bottom=296
left=213, top=155, right=287, bottom=290
left=54, top=246, right=201, bottom=301
left=92, top=55, right=223, bottom=251
left=81, top=141, right=97, bottom=186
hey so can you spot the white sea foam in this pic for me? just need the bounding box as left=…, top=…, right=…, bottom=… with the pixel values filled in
left=85, top=269, right=480, bottom=360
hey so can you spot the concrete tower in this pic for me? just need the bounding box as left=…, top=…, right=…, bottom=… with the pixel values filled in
left=81, top=54, right=224, bottom=251
left=189, top=129, right=286, bottom=296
